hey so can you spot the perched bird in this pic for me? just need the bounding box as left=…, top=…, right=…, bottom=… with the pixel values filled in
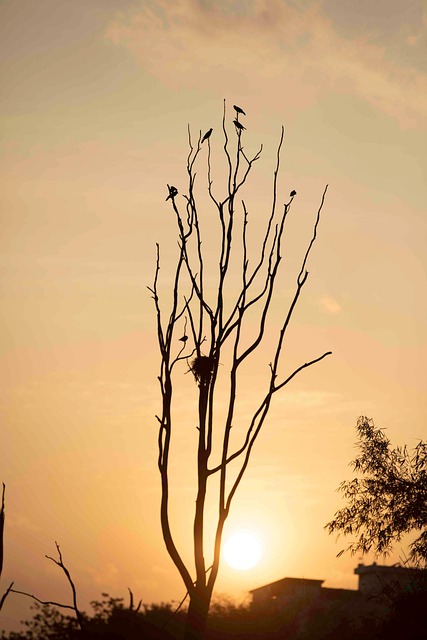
left=233, top=104, right=246, bottom=116
left=166, top=185, right=178, bottom=201
left=289, top=189, right=297, bottom=197
left=233, top=119, right=246, bottom=131
left=179, top=335, right=188, bottom=343
left=201, top=128, right=213, bottom=143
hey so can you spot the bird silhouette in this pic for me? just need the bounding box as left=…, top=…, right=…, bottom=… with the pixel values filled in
left=233, top=105, right=246, bottom=116
left=201, top=128, right=213, bottom=143
left=179, top=335, right=188, bottom=343
left=233, top=119, right=246, bottom=131
left=166, top=185, right=178, bottom=201
left=290, top=190, right=297, bottom=197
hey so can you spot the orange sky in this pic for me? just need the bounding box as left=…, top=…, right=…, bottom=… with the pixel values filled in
left=1, top=0, right=427, bottom=632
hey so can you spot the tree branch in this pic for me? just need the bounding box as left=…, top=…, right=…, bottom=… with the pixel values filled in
left=44, top=542, right=86, bottom=630
left=10, top=588, right=76, bottom=612
left=273, top=351, right=332, bottom=393
left=0, top=483, right=5, bottom=581
left=0, top=581, right=14, bottom=612
left=128, top=587, right=142, bottom=613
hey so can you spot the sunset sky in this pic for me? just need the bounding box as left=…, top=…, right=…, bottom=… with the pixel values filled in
left=1, top=0, right=426, bottom=632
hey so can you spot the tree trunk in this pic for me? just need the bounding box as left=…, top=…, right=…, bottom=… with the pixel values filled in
left=183, top=588, right=211, bottom=640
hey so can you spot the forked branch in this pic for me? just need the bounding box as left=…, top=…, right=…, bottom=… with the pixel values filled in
left=11, top=542, right=86, bottom=631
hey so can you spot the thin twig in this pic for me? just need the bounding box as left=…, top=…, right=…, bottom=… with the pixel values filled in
left=0, top=581, right=14, bottom=612
left=10, top=588, right=75, bottom=611
left=274, top=351, right=332, bottom=392
left=298, top=184, right=328, bottom=285
left=0, top=483, right=5, bottom=580
left=128, top=587, right=142, bottom=613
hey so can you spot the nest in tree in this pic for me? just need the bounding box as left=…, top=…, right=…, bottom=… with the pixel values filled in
left=189, top=355, right=213, bottom=386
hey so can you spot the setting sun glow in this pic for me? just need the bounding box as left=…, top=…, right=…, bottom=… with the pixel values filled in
left=223, top=529, right=261, bottom=571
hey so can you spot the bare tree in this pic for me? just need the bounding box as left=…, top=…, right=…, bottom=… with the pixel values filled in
left=149, top=102, right=331, bottom=640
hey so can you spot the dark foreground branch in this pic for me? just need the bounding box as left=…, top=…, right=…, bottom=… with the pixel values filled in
left=0, top=581, right=14, bottom=612
left=10, top=588, right=76, bottom=612
left=0, top=483, right=5, bottom=580
left=11, top=542, right=86, bottom=631
left=0, top=483, right=14, bottom=612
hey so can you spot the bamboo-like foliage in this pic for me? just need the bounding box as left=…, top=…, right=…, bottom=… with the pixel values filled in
left=326, top=416, right=427, bottom=567
left=149, top=103, right=331, bottom=639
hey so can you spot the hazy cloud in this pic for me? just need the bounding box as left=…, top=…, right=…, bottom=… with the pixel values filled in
left=8, top=513, right=42, bottom=533
left=106, top=0, right=427, bottom=128
left=85, top=562, right=120, bottom=586
left=319, top=294, right=342, bottom=315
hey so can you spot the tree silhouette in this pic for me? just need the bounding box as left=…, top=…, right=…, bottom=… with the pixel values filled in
left=326, top=416, right=427, bottom=566
left=149, top=102, right=331, bottom=640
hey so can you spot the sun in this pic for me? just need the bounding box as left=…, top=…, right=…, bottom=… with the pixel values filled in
left=223, top=529, right=261, bottom=570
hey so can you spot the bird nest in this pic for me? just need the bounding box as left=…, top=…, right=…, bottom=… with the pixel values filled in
left=189, top=355, right=214, bottom=386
